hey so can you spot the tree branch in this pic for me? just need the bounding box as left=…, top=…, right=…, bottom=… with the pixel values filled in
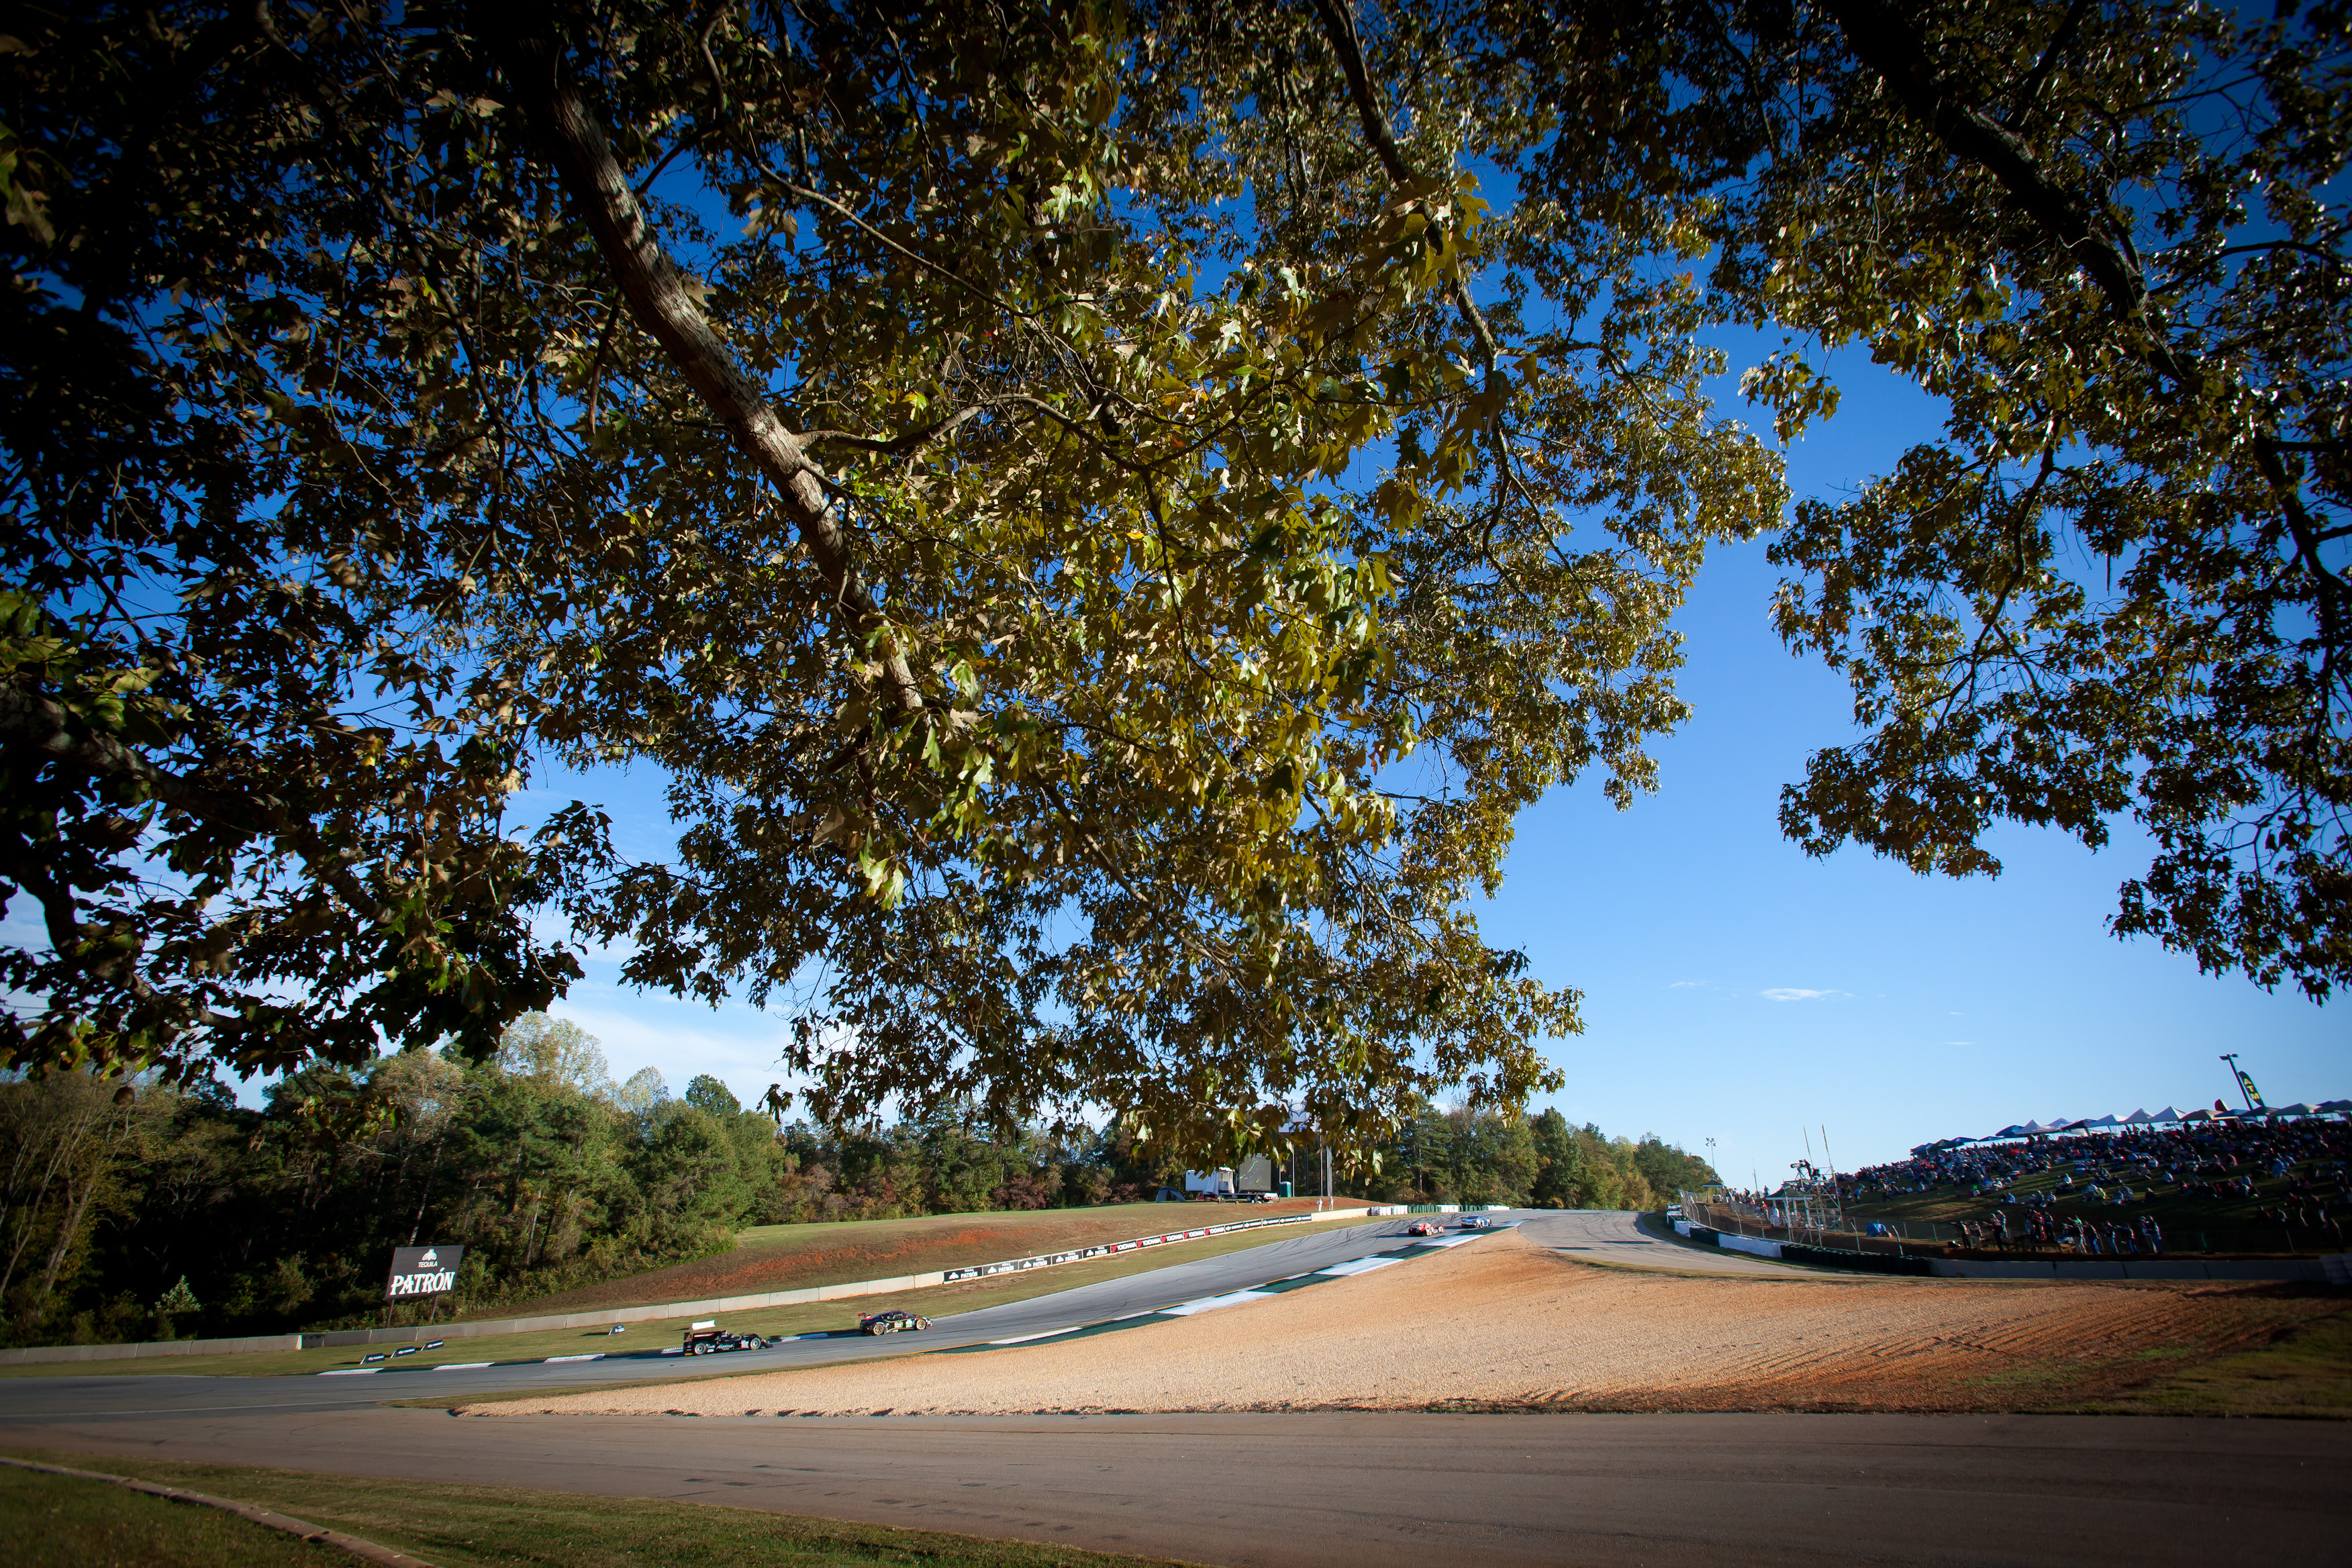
left=0, top=682, right=398, bottom=932
left=1819, top=0, right=2343, bottom=660
left=1305, top=0, right=1505, bottom=377
left=492, top=17, right=925, bottom=716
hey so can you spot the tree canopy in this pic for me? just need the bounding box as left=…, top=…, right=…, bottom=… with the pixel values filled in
left=1, top=0, right=2343, bottom=1161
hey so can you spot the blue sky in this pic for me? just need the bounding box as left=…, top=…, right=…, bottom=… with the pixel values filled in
left=521, top=340, right=2339, bottom=1187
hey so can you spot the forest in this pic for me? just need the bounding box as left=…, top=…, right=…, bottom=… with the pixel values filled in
left=0, top=1017, right=1713, bottom=1349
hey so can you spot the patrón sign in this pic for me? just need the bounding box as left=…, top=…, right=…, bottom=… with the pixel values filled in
left=385, top=1244, right=463, bottom=1300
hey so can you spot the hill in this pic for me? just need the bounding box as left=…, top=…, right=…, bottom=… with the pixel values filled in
left=506, top=1199, right=1346, bottom=1315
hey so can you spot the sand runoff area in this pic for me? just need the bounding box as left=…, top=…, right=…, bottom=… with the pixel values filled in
left=462, top=1231, right=2341, bottom=1417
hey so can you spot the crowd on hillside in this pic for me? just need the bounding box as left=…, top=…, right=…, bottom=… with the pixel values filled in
left=1841, top=1113, right=2350, bottom=1252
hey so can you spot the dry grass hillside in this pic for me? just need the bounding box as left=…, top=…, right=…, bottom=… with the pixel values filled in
left=510, top=1201, right=1341, bottom=1314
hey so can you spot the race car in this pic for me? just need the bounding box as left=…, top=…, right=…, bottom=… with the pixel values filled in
left=1406, top=1220, right=1444, bottom=1236
left=859, top=1310, right=932, bottom=1336
left=680, top=1320, right=771, bottom=1355
left=1455, top=1214, right=1491, bottom=1230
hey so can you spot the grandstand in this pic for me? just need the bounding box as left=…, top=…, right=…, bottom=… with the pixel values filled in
left=1834, top=1101, right=2350, bottom=1258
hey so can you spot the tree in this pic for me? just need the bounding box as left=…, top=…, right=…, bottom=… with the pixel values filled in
left=495, top=1015, right=612, bottom=1097
left=1665, top=0, right=2352, bottom=995
left=151, top=1275, right=199, bottom=1339
left=1529, top=1109, right=1586, bottom=1209
left=1632, top=1133, right=1718, bottom=1198
left=2, top=1, right=2339, bottom=1172
left=683, top=1075, right=742, bottom=1119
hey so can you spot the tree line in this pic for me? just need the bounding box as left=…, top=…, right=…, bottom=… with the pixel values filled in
left=0, top=1016, right=1713, bottom=1349
left=1355, top=1102, right=1718, bottom=1212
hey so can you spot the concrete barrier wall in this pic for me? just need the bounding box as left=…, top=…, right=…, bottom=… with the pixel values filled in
left=1924, top=1255, right=2337, bottom=1282
left=1669, top=1214, right=2345, bottom=1284
left=1, top=1205, right=1387, bottom=1365
left=0, top=1333, right=304, bottom=1366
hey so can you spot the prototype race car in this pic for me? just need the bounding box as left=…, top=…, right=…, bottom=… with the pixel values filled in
left=681, top=1320, right=771, bottom=1355
left=1455, top=1214, right=1491, bottom=1230
left=859, top=1310, right=932, bottom=1336
left=1407, top=1220, right=1444, bottom=1236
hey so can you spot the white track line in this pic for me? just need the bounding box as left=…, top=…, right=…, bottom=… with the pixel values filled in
left=1160, top=1289, right=1275, bottom=1316
left=1314, top=1255, right=1404, bottom=1277
left=988, top=1326, right=1083, bottom=1345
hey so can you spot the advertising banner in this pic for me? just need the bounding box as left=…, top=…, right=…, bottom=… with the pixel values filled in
left=385, top=1244, right=463, bottom=1300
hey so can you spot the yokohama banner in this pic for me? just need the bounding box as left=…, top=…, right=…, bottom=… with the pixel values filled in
left=385, top=1244, right=463, bottom=1300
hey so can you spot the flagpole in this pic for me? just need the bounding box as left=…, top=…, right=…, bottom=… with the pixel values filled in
left=2219, top=1052, right=2258, bottom=1113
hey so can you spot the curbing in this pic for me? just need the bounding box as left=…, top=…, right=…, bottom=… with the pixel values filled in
left=0, top=1206, right=1386, bottom=1367
left=0, top=1455, right=435, bottom=1565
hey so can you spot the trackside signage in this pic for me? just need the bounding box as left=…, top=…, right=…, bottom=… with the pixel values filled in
left=385, top=1244, right=463, bottom=1300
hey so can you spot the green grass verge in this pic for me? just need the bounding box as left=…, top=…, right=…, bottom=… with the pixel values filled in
left=3, top=1464, right=339, bottom=1566
left=2061, top=1305, right=2352, bottom=1418
left=513, top=1200, right=1347, bottom=1318
left=0, top=1451, right=1201, bottom=1568
left=1, top=1218, right=1384, bottom=1381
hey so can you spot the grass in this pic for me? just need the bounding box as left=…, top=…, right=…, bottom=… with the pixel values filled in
left=512, top=1199, right=1346, bottom=1317
left=2063, top=1304, right=2352, bottom=1418
left=0, top=1451, right=1203, bottom=1567
left=0, top=1216, right=1385, bottom=1380
left=3, top=1464, right=339, bottom=1566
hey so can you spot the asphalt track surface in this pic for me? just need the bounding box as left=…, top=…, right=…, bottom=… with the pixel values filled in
left=0, top=1212, right=1484, bottom=1421
left=5, top=1211, right=2345, bottom=1566
left=1517, top=1207, right=1823, bottom=1275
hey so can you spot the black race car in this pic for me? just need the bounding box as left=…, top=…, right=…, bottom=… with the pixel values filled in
left=680, top=1320, right=771, bottom=1355
left=859, top=1310, right=932, bottom=1336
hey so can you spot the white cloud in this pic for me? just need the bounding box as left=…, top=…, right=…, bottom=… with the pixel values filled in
left=1760, top=987, right=1848, bottom=1002
left=1668, top=980, right=1707, bottom=989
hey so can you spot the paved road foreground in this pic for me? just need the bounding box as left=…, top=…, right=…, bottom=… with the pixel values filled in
left=3, top=1404, right=2342, bottom=1566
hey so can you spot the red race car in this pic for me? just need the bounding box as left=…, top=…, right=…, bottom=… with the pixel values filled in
left=1407, top=1220, right=1444, bottom=1236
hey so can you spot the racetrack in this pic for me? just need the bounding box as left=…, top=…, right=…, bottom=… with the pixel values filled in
left=479, top=1225, right=2337, bottom=1418
left=1516, top=1207, right=1826, bottom=1274
left=0, top=1212, right=1471, bottom=1421
left=5, top=1210, right=2343, bottom=1566
left=3, top=1406, right=2341, bottom=1566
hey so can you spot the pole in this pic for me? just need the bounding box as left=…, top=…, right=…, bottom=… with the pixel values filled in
left=2220, top=1052, right=2255, bottom=1112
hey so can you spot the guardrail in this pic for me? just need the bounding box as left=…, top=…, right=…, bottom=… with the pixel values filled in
left=938, top=1211, right=1319, bottom=1283
left=0, top=1205, right=1385, bottom=1366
